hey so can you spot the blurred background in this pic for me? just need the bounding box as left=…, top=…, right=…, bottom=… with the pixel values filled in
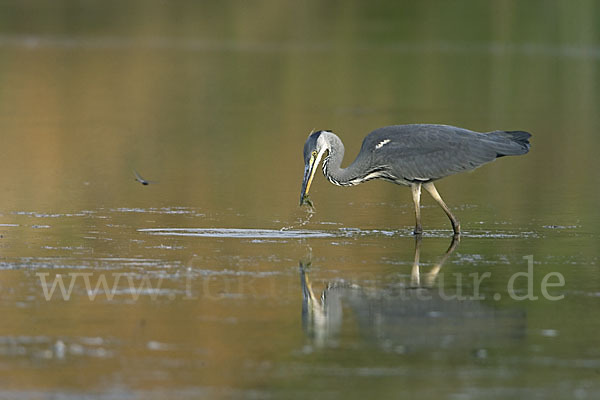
left=1, top=1, right=599, bottom=399
left=0, top=0, right=598, bottom=224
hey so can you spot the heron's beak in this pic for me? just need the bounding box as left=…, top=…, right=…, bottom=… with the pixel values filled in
left=300, top=154, right=319, bottom=205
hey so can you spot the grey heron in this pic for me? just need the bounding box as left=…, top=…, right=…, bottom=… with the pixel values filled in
left=300, top=124, right=531, bottom=235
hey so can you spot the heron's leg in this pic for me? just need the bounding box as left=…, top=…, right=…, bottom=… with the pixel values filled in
left=422, top=182, right=460, bottom=235
left=411, top=183, right=423, bottom=235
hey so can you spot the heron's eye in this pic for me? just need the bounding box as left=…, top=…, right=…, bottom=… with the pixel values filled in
left=311, top=150, right=317, bottom=157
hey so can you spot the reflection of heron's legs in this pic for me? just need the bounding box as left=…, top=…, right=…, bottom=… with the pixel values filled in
left=411, top=182, right=423, bottom=235
left=300, top=260, right=318, bottom=304
left=424, top=234, right=460, bottom=287
left=422, top=182, right=460, bottom=235
left=299, top=260, right=343, bottom=347
left=410, top=235, right=423, bottom=287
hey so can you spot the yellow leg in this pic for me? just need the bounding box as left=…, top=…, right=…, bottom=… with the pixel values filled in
left=411, top=183, right=423, bottom=235
left=422, top=182, right=460, bottom=235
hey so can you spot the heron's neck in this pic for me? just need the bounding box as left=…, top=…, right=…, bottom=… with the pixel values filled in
left=322, top=134, right=362, bottom=186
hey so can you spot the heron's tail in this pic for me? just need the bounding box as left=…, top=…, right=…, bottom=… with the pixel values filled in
left=486, top=130, right=531, bottom=157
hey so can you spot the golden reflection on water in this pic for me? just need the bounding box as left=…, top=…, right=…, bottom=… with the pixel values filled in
left=0, top=1, right=599, bottom=223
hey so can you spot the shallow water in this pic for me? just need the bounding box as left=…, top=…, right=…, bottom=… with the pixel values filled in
left=1, top=1, right=600, bottom=399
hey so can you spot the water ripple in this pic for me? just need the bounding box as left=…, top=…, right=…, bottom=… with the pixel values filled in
left=138, top=228, right=337, bottom=238
left=138, top=227, right=542, bottom=239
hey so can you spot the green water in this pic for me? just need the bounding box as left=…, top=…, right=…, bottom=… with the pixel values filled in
left=1, top=1, right=599, bottom=399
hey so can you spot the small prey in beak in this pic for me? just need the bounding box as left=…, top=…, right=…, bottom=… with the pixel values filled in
left=300, top=149, right=321, bottom=209
left=300, top=130, right=331, bottom=209
left=300, top=194, right=314, bottom=208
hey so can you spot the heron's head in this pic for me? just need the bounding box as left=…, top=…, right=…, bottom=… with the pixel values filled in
left=300, top=130, right=332, bottom=205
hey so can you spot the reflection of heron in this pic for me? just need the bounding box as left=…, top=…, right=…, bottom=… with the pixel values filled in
left=300, top=125, right=531, bottom=235
left=300, top=237, right=525, bottom=351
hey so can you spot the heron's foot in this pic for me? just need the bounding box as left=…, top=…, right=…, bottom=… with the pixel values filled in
left=413, top=226, right=423, bottom=235
left=452, top=221, right=461, bottom=235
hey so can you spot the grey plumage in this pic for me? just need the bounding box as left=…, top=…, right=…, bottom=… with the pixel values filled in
left=300, top=124, right=531, bottom=234
left=318, top=124, right=530, bottom=186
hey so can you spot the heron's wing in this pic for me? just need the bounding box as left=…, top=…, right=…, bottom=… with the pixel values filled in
left=363, top=125, right=511, bottom=181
